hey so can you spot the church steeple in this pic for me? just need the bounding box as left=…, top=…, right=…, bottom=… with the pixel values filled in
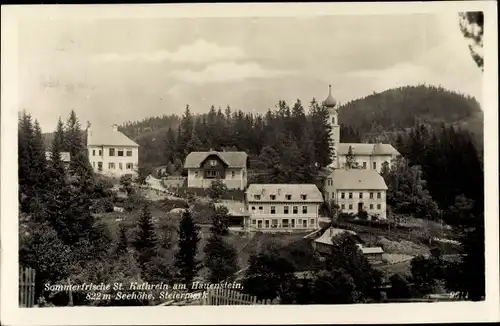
left=323, top=84, right=337, bottom=108
left=324, top=84, right=340, bottom=169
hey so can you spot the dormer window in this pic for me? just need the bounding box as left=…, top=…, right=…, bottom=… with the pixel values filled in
left=285, top=194, right=292, bottom=200
left=301, top=194, right=307, bottom=200
left=270, top=195, right=276, bottom=200
left=254, top=195, right=261, bottom=200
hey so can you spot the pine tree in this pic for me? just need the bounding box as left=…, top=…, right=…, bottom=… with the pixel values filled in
left=210, top=205, right=230, bottom=236
left=134, top=204, right=158, bottom=270
left=309, top=99, right=333, bottom=167
left=203, top=234, right=238, bottom=283
left=163, top=127, right=177, bottom=163
left=174, top=210, right=201, bottom=286
left=18, top=111, right=35, bottom=198
left=116, top=223, right=129, bottom=255
left=345, top=146, right=360, bottom=169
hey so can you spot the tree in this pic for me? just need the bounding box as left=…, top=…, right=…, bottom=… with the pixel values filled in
left=310, top=269, right=359, bottom=304
left=210, top=205, right=230, bottom=236
left=389, top=274, right=412, bottom=299
left=242, top=243, right=298, bottom=302
left=207, top=179, right=228, bottom=202
left=174, top=210, right=201, bottom=286
left=163, top=127, right=177, bottom=163
left=203, top=234, right=238, bottom=283
left=120, top=174, right=135, bottom=195
left=345, top=145, right=360, bottom=169
left=459, top=12, right=484, bottom=71
left=308, top=99, right=333, bottom=168
left=410, top=255, right=438, bottom=295
left=115, top=223, right=129, bottom=255
left=133, top=204, right=158, bottom=271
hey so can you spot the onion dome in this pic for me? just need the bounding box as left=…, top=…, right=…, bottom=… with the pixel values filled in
left=323, top=85, right=337, bottom=108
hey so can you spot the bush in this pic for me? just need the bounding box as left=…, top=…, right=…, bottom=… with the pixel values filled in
left=92, top=198, right=114, bottom=213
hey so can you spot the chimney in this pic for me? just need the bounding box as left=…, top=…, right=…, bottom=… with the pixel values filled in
left=112, top=124, right=118, bottom=132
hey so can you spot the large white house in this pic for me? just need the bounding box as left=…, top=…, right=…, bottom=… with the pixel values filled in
left=86, top=124, right=139, bottom=177
left=244, top=184, right=323, bottom=231
left=323, top=168, right=388, bottom=219
left=323, top=85, right=400, bottom=173
left=184, top=151, right=248, bottom=190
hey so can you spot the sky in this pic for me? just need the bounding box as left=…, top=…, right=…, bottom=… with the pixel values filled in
left=17, top=12, right=483, bottom=132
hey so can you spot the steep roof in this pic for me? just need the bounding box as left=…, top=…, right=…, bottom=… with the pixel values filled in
left=338, top=143, right=399, bottom=156
left=246, top=184, right=323, bottom=203
left=87, top=127, right=138, bottom=147
left=184, top=151, right=248, bottom=169
left=327, top=169, right=388, bottom=190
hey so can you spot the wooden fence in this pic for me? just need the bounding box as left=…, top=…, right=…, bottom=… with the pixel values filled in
left=201, top=288, right=276, bottom=305
left=19, top=267, right=36, bottom=307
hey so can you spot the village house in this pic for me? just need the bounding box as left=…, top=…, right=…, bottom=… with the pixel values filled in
left=214, top=201, right=250, bottom=227
left=323, top=85, right=400, bottom=173
left=183, top=151, right=248, bottom=190
left=323, top=168, right=388, bottom=219
left=86, top=124, right=139, bottom=177
left=313, top=227, right=384, bottom=264
left=45, top=151, right=71, bottom=169
left=244, top=184, right=323, bottom=231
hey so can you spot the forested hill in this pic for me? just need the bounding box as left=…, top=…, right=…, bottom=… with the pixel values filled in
left=339, top=84, right=482, bottom=139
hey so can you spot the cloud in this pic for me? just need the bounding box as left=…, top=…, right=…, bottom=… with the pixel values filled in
left=92, top=39, right=245, bottom=64
left=171, top=61, right=294, bottom=84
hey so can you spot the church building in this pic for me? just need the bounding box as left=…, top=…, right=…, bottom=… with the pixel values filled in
left=323, top=85, right=400, bottom=173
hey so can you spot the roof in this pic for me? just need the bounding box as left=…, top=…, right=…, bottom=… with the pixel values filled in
left=338, top=143, right=399, bottom=156
left=323, top=85, right=337, bottom=108
left=326, top=169, right=388, bottom=190
left=314, top=228, right=357, bottom=245
left=361, top=247, right=384, bottom=254
left=246, top=184, right=323, bottom=203
left=215, top=201, right=249, bottom=217
left=87, top=127, right=139, bottom=147
left=184, top=151, right=248, bottom=169
left=45, top=151, right=71, bottom=162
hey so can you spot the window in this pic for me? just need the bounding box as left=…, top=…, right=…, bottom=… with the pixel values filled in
left=301, top=194, right=307, bottom=200
left=109, top=148, right=115, bottom=156
left=251, top=206, right=255, bottom=211
left=265, top=220, right=270, bottom=228
left=370, top=192, right=374, bottom=199
left=272, top=219, right=278, bottom=227
left=332, top=117, right=336, bottom=125
left=377, top=192, right=381, bottom=199
left=270, top=195, right=276, bottom=200
left=270, top=206, right=276, bottom=214
left=252, top=220, right=256, bottom=225
left=363, top=162, right=367, bottom=169
left=97, top=162, right=103, bottom=171
left=341, top=192, right=345, bottom=199
left=302, top=206, right=308, bottom=214
left=310, top=219, right=314, bottom=226
left=119, top=163, right=123, bottom=170
left=92, top=149, right=95, bottom=156
left=126, top=150, right=133, bottom=157
left=285, top=194, right=292, bottom=200
left=231, top=171, right=235, bottom=178
left=369, top=204, right=373, bottom=209
left=254, top=195, right=261, bottom=200
left=349, top=192, right=353, bottom=199
left=126, top=163, right=133, bottom=170
left=98, top=150, right=102, bottom=156
left=293, top=206, right=298, bottom=214
left=373, top=162, right=377, bottom=170
left=284, top=206, right=289, bottom=214
left=377, top=204, right=381, bottom=210
left=109, top=162, right=115, bottom=169
left=327, top=178, right=333, bottom=186
left=206, top=170, right=217, bottom=178
left=341, top=204, right=345, bottom=209
left=259, top=206, right=263, bottom=211
left=118, top=150, right=124, bottom=157
left=210, top=160, right=217, bottom=166
left=348, top=204, right=353, bottom=210
left=194, top=171, right=199, bottom=177
left=359, top=192, right=363, bottom=199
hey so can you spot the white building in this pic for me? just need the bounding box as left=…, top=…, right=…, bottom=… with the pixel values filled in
left=184, top=151, right=248, bottom=190
left=86, top=124, right=139, bottom=177
left=323, top=85, right=400, bottom=173
left=45, top=151, right=71, bottom=169
left=323, top=168, right=388, bottom=219
left=244, top=184, right=323, bottom=231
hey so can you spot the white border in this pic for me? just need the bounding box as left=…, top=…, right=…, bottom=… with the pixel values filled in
left=1, top=2, right=499, bottom=325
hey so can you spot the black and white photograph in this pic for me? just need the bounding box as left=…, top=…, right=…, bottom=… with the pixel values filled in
left=1, top=2, right=499, bottom=325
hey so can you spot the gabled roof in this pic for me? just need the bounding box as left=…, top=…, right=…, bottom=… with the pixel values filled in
left=184, top=151, right=248, bottom=169
left=87, top=127, right=138, bottom=147
left=246, top=184, right=323, bottom=203
left=326, top=169, right=388, bottom=190
left=338, top=143, right=399, bottom=156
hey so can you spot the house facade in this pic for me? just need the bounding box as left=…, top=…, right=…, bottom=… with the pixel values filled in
left=323, top=169, right=388, bottom=219
left=184, top=151, right=248, bottom=190
left=45, top=151, right=71, bottom=169
left=244, top=184, right=323, bottom=231
left=87, top=124, right=139, bottom=177
left=322, top=85, right=400, bottom=173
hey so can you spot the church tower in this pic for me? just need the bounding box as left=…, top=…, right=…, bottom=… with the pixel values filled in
left=323, top=85, right=340, bottom=168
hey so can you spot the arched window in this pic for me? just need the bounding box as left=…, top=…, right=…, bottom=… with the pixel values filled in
left=331, top=117, right=336, bottom=125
